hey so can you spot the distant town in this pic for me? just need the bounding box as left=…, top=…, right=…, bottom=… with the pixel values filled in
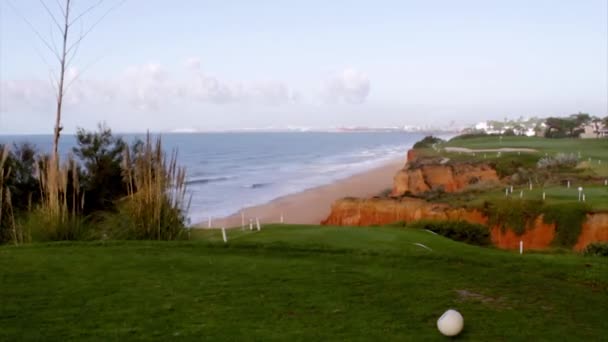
left=168, top=113, right=608, bottom=138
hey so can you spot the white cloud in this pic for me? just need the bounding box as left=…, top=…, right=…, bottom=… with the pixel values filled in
left=184, top=57, right=201, bottom=71
left=322, top=68, right=371, bottom=104
left=1, top=60, right=303, bottom=115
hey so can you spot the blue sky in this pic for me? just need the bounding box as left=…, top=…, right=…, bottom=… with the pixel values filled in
left=1, top=0, right=607, bottom=133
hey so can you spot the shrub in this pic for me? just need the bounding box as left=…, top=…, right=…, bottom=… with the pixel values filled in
left=483, top=199, right=544, bottom=235
left=537, top=153, right=578, bottom=170
left=3, top=143, right=40, bottom=212
left=407, top=220, right=491, bottom=246
left=73, top=123, right=127, bottom=214
left=583, top=242, right=608, bottom=257
left=34, top=155, right=86, bottom=241
left=119, top=133, right=189, bottom=240
left=413, top=136, right=444, bottom=149
left=543, top=203, right=589, bottom=248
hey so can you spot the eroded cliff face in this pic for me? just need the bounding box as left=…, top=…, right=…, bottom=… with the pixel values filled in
left=323, top=149, right=608, bottom=250
left=391, top=163, right=499, bottom=197
left=322, top=197, right=484, bottom=227
left=322, top=197, right=608, bottom=250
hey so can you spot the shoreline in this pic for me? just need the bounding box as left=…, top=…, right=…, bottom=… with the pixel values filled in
left=200, top=157, right=406, bottom=228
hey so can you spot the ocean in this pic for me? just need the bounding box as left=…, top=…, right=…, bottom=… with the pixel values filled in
left=0, top=132, right=425, bottom=223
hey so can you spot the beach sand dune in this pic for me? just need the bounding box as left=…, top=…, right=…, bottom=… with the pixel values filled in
left=207, top=158, right=405, bottom=228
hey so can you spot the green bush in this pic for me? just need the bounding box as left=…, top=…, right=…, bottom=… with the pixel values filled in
left=413, top=136, right=444, bottom=149
left=583, top=242, right=608, bottom=257
left=73, top=124, right=128, bottom=214
left=483, top=199, right=544, bottom=235
left=543, top=203, right=589, bottom=248
left=407, top=220, right=491, bottom=246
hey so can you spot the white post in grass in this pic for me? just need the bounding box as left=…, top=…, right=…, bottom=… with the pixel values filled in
left=605, top=179, right=607, bottom=186
left=519, top=190, right=523, bottom=198
left=578, top=187, right=583, bottom=201
left=249, top=219, right=253, bottom=231
left=510, top=185, right=514, bottom=193
left=505, top=188, right=509, bottom=197
left=221, top=227, right=227, bottom=243
left=519, top=240, right=523, bottom=255
left=542, top=192, right=546, bottom=201
left=567, top=180, right=571, bottom=188
left=582, top=194, right=586, bottom=202
left=241, top=212, right=245, bottom=230
left=256, top=218, right=261, bottom=231
left=529, top=182, right=533, bottom=191
left=208, top=217, right=212, bottom=228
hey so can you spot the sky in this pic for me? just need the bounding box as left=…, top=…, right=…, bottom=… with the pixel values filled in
left=0, top=0, right=607, bottom=134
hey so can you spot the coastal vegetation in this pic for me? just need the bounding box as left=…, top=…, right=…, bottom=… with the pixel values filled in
left=0, top=125, right=189, bottom=244
left=389, top=133, right=608, bottom=248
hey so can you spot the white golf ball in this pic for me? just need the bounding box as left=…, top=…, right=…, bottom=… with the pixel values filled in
left=437, top=309, right=464, bottom=337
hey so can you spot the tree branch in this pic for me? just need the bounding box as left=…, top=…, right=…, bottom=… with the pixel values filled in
left=38, top=0, right=63, bottom=32
left=68, top=0, right=105, bottom=27
left=6, top=0, right=62, bottom=62
left=65, top=0, right=127, bottom=55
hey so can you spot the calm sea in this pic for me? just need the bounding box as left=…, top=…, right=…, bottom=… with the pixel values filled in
left=0, top=132, right=425, bottom=223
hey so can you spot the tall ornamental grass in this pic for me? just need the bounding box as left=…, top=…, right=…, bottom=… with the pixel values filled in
left=118, top=134, right=190, bottom=240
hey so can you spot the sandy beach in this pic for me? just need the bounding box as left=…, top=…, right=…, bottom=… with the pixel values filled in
left=205, top=157, right=405, bottom=228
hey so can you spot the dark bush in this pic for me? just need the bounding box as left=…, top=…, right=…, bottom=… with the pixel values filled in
left=73, top=124, right=128, bottom=214
left=482, top=199, right=544, bottom=235
left=413, top=136, right=444, bottom=149
left=583, top=242, right=608, bottom=257
left=407, top=220, right=491, bottom=246
left=2, top=143, right=40, bottom=212
left=543, top=203, right=589, bottom=248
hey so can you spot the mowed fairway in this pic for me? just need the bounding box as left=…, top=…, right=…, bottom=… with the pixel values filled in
left=1, top=225, right=607, bottom=340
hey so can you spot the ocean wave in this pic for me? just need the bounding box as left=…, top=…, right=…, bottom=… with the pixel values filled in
left=186, top=176, right=233, bottom=185
left=249, top=182, right=272, bottom=189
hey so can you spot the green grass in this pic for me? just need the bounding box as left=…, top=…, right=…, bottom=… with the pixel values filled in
left=443, top=136, right=608, bottom=177
left=1, top=225, right=607, bottom=340
left=434, top=184, right=608, bottom=211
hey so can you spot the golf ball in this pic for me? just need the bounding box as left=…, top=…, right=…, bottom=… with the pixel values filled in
left=437, top=309, right=464, bottom=336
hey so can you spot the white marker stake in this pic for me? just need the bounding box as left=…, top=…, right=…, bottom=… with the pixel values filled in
left=567, top=180, right=571, bottom=188
left=256, top=218, right=261, bottom=231
left=542, top=192, right=546, bottom=201
left=519, top=190, right=523, bottom=198
left=221, top=227, right=227, bottom=243
left=519, top=240, right=523, bottom=255
left=208, top=217, right=212, bottom=228
left=582, top=194, right=586, bottom=202
left=529, top=182, right=533, bottom=191
left=578, top=187, right=583, bottom=201
left=510, top=185, right=514, bottom=193
left=505, top=188, right=509, bottom=197
left=605, top=179, right=607, bottom=186
left=249, top=219, right=253, bottom=231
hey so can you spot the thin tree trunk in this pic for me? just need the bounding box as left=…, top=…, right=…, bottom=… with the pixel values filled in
left=52, top=0, right=71, bottom=163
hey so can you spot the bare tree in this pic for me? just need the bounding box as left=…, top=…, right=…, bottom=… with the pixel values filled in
left=7, top=0, right=125, bottom=163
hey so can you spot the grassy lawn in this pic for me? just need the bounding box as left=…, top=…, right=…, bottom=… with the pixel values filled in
left=434, top=184, right=608, bottom=212
left=1, top=225, right=607, bottom=340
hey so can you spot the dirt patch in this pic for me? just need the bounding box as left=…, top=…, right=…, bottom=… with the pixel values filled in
left=455, top=289, right=511, bottom=309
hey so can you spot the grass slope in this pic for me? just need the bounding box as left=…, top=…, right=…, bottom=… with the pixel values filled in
left=1, top=225, right=607, bottom=340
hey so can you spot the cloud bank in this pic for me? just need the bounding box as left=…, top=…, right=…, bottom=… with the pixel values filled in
left=1, top=59, right=315, bottom=113
left=322, top=68, right=371, bottom=104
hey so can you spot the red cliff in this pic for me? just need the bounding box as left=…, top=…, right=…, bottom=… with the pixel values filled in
left=323, top=149, right=608, bottom=251
left=391, top=163, right=499, bottom=197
